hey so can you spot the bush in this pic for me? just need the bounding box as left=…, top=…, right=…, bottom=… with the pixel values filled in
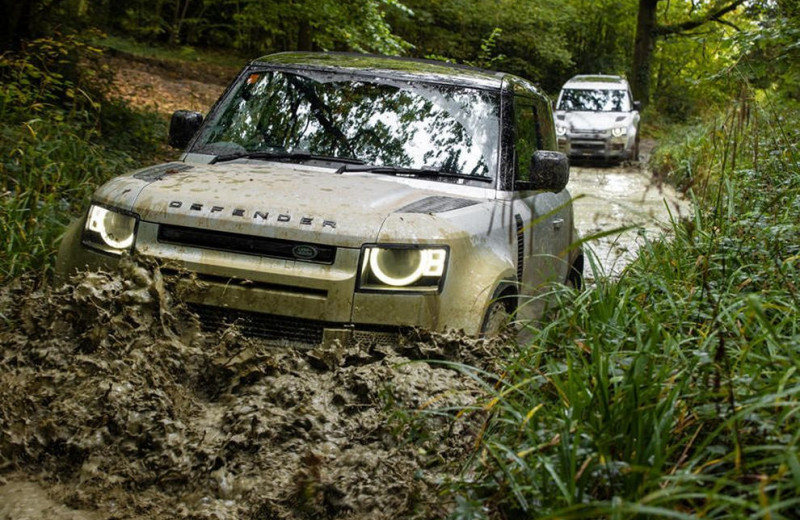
left=0, top=33, right=165, bottom=283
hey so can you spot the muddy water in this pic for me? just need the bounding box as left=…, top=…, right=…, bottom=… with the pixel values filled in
left=0, top=261, right=509, bottom=519
left=568, top=149, right=690, bottom=279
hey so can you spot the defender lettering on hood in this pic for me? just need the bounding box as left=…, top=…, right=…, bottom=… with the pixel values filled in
left=166, top=200, right=337, bottom=229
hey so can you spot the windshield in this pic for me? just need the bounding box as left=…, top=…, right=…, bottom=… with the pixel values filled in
left=557, top=88, right=630, bottom=112
left=193, top=70, right=501, bottom=179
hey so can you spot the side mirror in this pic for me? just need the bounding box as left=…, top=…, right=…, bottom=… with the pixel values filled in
left=517, top=150, right=569, bottom=192
left=633, top=101, right=642, bottom=112
left=169, top=110, right=203, bottom=149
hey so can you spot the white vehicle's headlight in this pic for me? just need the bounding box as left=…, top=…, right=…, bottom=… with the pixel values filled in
left=556, top=125, right=568, bottom=136
left=358, top=245, right=448, bottom=292
left=82, top=204, right=138, bottom=255
left=611, top=126, right=627, bottom=137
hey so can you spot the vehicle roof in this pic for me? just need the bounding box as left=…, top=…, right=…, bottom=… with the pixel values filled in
left=561, top=74, right=629, bottom=90
left=250, top=51, right=533, bottom=93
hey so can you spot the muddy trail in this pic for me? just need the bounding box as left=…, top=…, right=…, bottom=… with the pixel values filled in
left=0, top=259, right=508, bottom=518
left=569, top=146, right=690, bottom=279
left=0, top=53, right=688, bottom=518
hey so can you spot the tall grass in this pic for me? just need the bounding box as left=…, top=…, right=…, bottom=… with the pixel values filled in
left=0, top=34, right=166, bottom=283
left=448, top=91, right=800, bottom=518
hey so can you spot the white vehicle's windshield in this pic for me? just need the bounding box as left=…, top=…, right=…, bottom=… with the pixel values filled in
left=558, top=88, right=630, bottom=112
left=193, top=70, right=501, bottom=179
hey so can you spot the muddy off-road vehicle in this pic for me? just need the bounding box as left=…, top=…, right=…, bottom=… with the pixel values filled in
left=56, top=52, right=583, bottom=345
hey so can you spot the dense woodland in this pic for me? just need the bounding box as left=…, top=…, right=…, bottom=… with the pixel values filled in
left=2, top=0, right=800, bottom=518
left=2, top=0, right=798, bottom=113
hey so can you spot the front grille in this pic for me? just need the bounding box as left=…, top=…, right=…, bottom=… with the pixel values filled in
left=572, top=129, right=608, bottom=136
left=572, top=142, right=606, bottom=151
left=158, top=224, right=336, bottom=264
left=188, top=304, right=403, bottom=346
left=352, top=330, right=398, bottom=346
left=177, top=271, right=327, bottom=298
left=189, top=303, right=326, bottom=344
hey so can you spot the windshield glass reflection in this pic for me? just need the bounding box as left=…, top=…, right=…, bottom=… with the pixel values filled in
left=558, top=89, right=630, bottom=112
left=194, top=70, right=500, bottom=179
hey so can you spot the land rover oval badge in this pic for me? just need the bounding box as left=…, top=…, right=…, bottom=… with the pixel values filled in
left=292, top=244, right=319, bottom=260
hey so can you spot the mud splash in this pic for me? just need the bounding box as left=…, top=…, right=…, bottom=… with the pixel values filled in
left=0, top=260, right=506, bottom=519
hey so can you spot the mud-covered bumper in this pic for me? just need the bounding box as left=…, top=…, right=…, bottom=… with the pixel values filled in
left=55, top=217, right=492, bottom=345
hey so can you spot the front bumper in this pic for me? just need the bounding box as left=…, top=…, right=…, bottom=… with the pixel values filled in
left=55, top=216, right=491, bottom=345
left=558, top=134, right=631, bottom=160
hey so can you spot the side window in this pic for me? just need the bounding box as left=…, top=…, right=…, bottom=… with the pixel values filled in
left=533, top=97, right=556, bottom=150
left=514, top=97, right=538, bottom=182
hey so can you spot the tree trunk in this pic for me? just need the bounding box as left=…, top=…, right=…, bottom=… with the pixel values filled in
left=297, top=20, right=312, bottom=51
left=631, top=0, right=658, bottom=107
left=631, top=0, right=747, bottom=108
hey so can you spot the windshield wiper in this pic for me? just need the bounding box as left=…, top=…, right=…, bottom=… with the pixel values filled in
left=210, top=151, right=366, bottom=165
left=336, top=164, right=493, bottom=183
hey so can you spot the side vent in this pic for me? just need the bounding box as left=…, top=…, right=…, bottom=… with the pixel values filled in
left=133, top=162, right=193, bottom=181
left=515, top=214, right=524, bottom=282
left=397, top=196, right=479, bottom=214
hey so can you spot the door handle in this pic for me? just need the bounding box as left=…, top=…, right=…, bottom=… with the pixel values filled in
left=552, top=218, right=564, bottom=230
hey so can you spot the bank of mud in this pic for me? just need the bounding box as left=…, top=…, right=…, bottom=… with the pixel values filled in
left=0, top=260, right=509, bottom=519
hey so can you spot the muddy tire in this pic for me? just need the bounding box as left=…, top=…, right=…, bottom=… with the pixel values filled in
left=632, top=132, right=640, bottom=162
left=567, top=255, right=584, bottom=291
left=481, top=300, right=511, bottom=338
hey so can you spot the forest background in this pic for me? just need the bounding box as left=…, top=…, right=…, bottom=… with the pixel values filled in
left=1, top=0, right=800, bottom=518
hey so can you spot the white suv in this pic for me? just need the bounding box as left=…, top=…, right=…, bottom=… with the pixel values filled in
left=555, top=75, right=640, bottom=163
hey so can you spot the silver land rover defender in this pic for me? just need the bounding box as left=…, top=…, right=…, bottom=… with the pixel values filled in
left=56, top=52, right=583, bottom=345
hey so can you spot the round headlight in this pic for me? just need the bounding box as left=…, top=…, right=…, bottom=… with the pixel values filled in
left=369, top=248, right=425, bottom=286
left=611, top=126, right=626, bottom=137
left=556, top=125, right=567, bottom=136
left=87, top=205, right=136, bottom=250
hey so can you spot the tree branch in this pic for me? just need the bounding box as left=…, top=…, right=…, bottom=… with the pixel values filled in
left=713, top=17, right=742, bottom=31
left=655, top=0, right=747, bottom=36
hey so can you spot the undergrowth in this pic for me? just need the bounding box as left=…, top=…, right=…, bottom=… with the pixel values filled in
left=449, top=90, right=800, bottom=517
left=0, top=33, right=166, bottom=283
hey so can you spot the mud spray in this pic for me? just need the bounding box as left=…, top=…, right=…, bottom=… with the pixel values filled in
left=0, top=259, right=510, bottom=519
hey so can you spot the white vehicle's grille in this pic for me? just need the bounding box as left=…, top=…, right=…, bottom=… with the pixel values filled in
left=572, top=128, right=607, bottom=136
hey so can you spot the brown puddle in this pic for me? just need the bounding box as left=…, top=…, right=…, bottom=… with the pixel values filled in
left=0, top=259, right=510, bottom=519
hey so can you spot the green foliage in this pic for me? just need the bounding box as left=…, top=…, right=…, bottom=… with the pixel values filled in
left=389, top=0, right=576, bottom=91
left=103, top=0, right=412, bottom=56
left=467, top=28, right=505, bottom=70
left=731, top=6, right=800, bottom=98
left=0, top=34, right=165, bottom=282
left=448, top=90, right=800, bottom=518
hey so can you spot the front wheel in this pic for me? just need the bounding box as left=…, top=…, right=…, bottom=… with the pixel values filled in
left=481, top=300, right=512, bottom=338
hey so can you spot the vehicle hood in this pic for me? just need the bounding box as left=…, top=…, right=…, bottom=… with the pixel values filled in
left=556, top=111, right=631, bottom=132
left=95, top=161, right=483, bottom=248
